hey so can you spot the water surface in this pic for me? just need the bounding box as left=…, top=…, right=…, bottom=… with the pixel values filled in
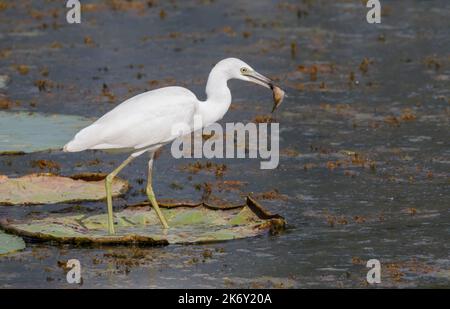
left=0, top=0, right=449, bottom=288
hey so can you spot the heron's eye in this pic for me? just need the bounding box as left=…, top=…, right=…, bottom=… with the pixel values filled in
left=240, top=67, right=249, bottom=74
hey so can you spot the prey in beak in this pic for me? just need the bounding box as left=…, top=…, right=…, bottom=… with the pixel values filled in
left=243, top=70, right=274, bottom=89
left=242, top=69, right=286, bottom=113
left=271, top=85, right=285, bottom=113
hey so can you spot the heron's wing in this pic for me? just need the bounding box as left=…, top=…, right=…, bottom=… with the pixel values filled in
left=66, top=87, right=198, bottom=151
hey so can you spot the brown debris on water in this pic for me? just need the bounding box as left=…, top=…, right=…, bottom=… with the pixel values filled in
left=106, top=0, right=150, bottom=12
left=242, top=31, right=251, bottom=39
left=280, top=148, right=300, bottom=157
left=384, top=115, right=400, bottom=127
left=384, top=109, right=417, bottom=127
left=202, top=249, right=213, bottom=260
left=309, top=65, right=318, bottom=81
left=359, top=58, right=372, bottom=74
left=215, top=180, right=248, bottom=192
left=344, top=170, right=357, bottom=178
left=254, top=114, right=274, bottom=123
left=406, top=208, right=417, bottom=216
left=220, top=26, right=236, bottom=37
left=326, top=215, right=335, bottom=227
left=378, top=34, right=386, bottom=42
left=253, top=189, right=288, bottom=201
left=181, top=161, right=227, bottom=178
left=296, top=64, right=317, bottom=81
left=84, top=36, right=95, bottom=47
left=326, top=161, right=341, bottom=170
left=34, top=79, right=55, bottom=92
left=56, top=260, right=71, bottom=272
left=326, top=214, right=348, bottom=227
left=400, top=109, right=416, bottom=121
left=40, top=67, right=49, bottom=77
left=303, top=163, right=316, bottom=171
left=0, top=49, right=11, bottom=59
left=169, top=182, right=184, bottom=190
left=196, top=182, right=212, bottom=200
left=15, top=65, right=30, bottom=75
left=31, top=160, right=60, bottom=172
left=75, top=159, right=100, bottom=168
left=353, top=216, right=366, bottom=224
left=159, top=9, right=167, bottom=19
left=352, top=257, right=364, bottom=265
left=384, top=263, right=405, bottom=282
left=348, top=71, right=356, bottom=84
left=0, top=1, right=8, bottom=11
left=0, top=96, right=13, bottom=109
left=320, top=151, right=377, bottom=172
left=423, top=56, right=441, bottom=71
left=81, top=3, right=104, bottom=12
left=290, top=41, right=297, bottom=58
left=50, top=42, right=63, bottom=49
left=297, top=63, right=334, bottom=79
left=355, top=258, right=436, bottom=286
left=102, top=83, right=116, bottom=102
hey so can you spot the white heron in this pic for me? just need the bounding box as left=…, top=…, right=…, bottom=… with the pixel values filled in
left=64, top=58, right=275, bottom=235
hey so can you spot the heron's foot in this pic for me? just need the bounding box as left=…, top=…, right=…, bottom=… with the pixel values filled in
left=146, top=188, right=170, bottom=229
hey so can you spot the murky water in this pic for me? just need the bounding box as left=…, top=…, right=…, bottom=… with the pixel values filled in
left=0, top=0, right=449, bottom=288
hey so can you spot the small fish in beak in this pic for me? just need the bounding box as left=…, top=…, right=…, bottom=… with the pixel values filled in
left=271, top=85, right=285, bottom=113
left=242, top=69, right=285, bottom=113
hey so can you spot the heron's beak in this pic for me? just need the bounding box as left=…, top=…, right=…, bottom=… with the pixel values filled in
left=243, top=70, right=273, bottom=89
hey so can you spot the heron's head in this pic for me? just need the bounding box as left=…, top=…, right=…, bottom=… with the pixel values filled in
left=216, top=58, right=273, bottom=89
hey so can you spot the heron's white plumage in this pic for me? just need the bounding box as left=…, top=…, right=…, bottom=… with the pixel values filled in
left=64, top=58, right=268, bottom=157
left=64, top=86, right=197, bottom=153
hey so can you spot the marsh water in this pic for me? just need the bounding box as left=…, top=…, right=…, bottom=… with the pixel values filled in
left=0, top=0, right=449, bottom=288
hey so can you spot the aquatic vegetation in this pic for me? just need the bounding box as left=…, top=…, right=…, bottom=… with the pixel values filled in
left=0, top=197, right=285, bottom=245
left=0, top=111, right=93, bottom=154
left=0, top=173, right=128, bottom=205
left=0, top=231, right=25, bottom=255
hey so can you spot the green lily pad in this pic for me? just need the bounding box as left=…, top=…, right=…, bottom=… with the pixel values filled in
left=0, top=111, right=93, bottom=154
left=0, top=197, right=285, bottom=245
left=0, top=231, right=25, bottom=255
left=0, top=173, right=128, bottom=205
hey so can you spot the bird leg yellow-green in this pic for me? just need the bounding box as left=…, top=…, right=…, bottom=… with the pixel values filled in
left=105, top=155, right=135, bottom=235
left=146, top=152, right=169, bottom=229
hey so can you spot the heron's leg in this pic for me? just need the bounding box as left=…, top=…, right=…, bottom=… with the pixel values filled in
left=105, top=155, right=135, bottom=235
left=146, top=152, right=169, bottom=229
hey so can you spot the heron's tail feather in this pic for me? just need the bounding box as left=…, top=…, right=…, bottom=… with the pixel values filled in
left=63, top=139, right=86, bottom=152
left=63, top=124, right=102, bottom=152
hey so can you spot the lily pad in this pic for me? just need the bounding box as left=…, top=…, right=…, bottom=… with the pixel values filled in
left=0, top=173, right=128, bottom=205
left=0, top=111, right=93, bottom=154
left=0, top=197, right=285, bottom=245
left=0, top=231, right=25, bottom=255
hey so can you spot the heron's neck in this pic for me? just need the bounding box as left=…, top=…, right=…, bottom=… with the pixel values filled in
left=198, top=69, right=232, bottom=126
